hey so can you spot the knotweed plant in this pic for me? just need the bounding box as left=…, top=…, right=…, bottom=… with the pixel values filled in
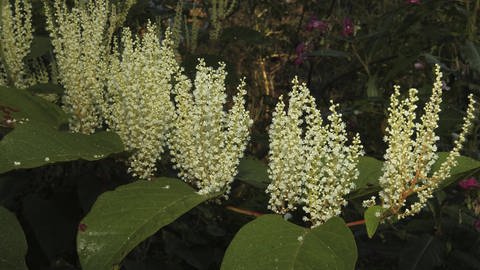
left=267, top=78, right=364, bottom=227
left=0, top=0, right=33, bottom=88
left=45, top=0, right=131, bottom=134
left=363, top=64, right=477, bottom=220
left=168, top=60, right=252, bottom=197
left=105, top=24, right=179, bottom=180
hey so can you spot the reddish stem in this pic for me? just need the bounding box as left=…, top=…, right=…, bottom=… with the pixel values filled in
left=226, top=206, right=263, bottom=217
left=226, top=205, right=368, bottom=229
left=346, top=219, right=366, bottom=227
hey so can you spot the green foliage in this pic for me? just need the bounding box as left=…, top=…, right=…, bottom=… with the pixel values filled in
left=221, top=26, right=269, bottom=45
left=364, top=205, right=385, bottom=238
left=0, top=207, right=28, bottom=270
left=221, top=215, right=357, bottom=270
left=349, top=156, right=383, bottom=199
left=0, top=86, right=124, bottom=174
left=398, top=235, right=446, bottom=270
left=309, top=49, right=349, bottom=58
left=77, top=178, right=213, bottom=270
left=0, top=85, right=66, bottom=127
left=462, top=41, right=480, bottom=74
left=236, top=156, right=269, bottom=188
left=0, top=123, right=124, bottom=173
left=432, top=152, right=480, bottom=189
left=26, top=36, right=52, bottom=60
left=26, top=83, right=64, bottom=96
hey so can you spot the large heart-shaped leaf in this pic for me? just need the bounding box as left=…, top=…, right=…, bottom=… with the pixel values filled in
left=221, top=215, right=357, bottom=270
left=0, top=86, right=125, bottom=173
left=0, top=207, right=28, bottom=270
left=0, top=85, right=66, bottom=127
left=0, top=122, right=124, bottom=173
left=77, top=177, right=211, bottom=270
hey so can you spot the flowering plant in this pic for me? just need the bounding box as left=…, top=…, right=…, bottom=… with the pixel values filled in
left=363, top=65, right=476, bottom=221
left=267, top=77, right=363, bottom=227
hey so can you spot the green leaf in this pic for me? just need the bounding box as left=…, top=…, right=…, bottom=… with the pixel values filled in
left=355, top=156, right=382, bottom=189
left=347, top=153, right=480, bottom=200
left=77, top=178, right=211, bottom=270
left=236, top=156, right=269, bottom=188
left=0, top=122, right=124, bottom=173
left=221, top=215, right=357, bottom=270
left=364, top=205, right=385, bottom=238
left=0, top=85, right=67, bottom=127
left=0, top=207, right=28, bottom=270
left=432, top=152, right=480, bottom=189
left=348, top=156, right=382, bottom=199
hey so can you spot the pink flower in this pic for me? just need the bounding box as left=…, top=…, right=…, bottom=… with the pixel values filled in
left=294, top=56, right=305, bottom=65
left=296, top=43, right=306, bottom=55
left=474, top=219, right=480, bottom=231
left=407, top=0, right=421, bottom=4
left=342, top=17, right=354, bottom=37
left=294, top=42, right=307, bottom=65
left=459, top=177, right=480, bottom=190
left=306, top=17, right=328, bottom=33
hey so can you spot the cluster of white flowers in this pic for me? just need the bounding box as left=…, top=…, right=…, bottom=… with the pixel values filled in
left=267, top=78, right=364, bottom=227
left=368, top=64, right=476, bottom=220
left=105, top=24, right=179, bottom=180
left=45, top=0, right=129, bottom=134
left=0, top=0, right=33, bottom=88
left=168, top=60, right=252, bottom=197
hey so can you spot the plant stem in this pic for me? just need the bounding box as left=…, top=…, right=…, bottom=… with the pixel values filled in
left=346, top=219, right=366, bottom=227
left=226, top=206, right=263, bottom=217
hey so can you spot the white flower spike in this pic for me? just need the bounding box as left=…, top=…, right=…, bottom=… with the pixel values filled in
left=370, top=64, right=476, bottom=220
left=267, top=77, right=364, bottom=227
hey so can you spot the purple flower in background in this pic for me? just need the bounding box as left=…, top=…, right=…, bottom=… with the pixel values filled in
left=306, top=16, right=328, bottom=33
left=414, top=62, right=425, bottom=70
left=407, top=0, right=421, bottom=4
left=296, top=42, right=306, bottom=55
left=474, top=219, right=480, bottom=231
left=342, top=17, right=354, bottom=36
left=459, top=177, right=480, bottom=190
left=294, top=42, right=307, bottom=65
